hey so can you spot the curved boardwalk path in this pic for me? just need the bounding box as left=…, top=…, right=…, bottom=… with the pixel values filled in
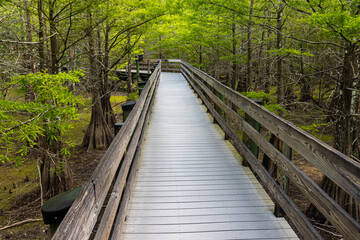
left=120, top=73, right=299, bottom=239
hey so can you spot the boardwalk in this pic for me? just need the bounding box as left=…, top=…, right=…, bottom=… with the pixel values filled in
left=120, top=73, right=298, bottom=239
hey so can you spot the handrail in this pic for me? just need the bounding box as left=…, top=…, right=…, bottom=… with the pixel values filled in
left=52, top=61, right=161, bottom=239
left=179, top=60, right=360, bottom=240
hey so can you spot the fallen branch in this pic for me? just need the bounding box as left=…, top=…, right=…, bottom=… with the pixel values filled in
left=313, top=225, right=343, bottom=239
left=0, top=219, right=42, bottom=231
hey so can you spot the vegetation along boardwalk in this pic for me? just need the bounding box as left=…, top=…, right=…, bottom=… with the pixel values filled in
left=119, top=72, right=298, bottom=239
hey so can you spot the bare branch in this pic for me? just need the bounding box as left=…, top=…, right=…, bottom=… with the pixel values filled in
left=208, top=0, right=276, bottom=19
left=0, top=219, right=42, bottom=231
left=258, top=23, right=345, bottom=49
left=2, top=106, right=56, bottom=134
left=281, top=0, right=311, bottom=15
left=109, top=15, right=163, bottom=51
left=0, top=33, right=57, bottom=45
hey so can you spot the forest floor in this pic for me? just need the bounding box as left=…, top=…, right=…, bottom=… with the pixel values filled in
left=0, top=92, right=343, bottom=240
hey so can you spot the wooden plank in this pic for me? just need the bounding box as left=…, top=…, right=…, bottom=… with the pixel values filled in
left=123, top=220, right=293, bottom=233
left=121, top=229, right=298, bottom=240
left=183, top=69, right=322, bottom=240
left=182, top=61, right=360, bottom=202
left=129, top=200, right=274, bottom=210
left=126, top=206, right=274, bottom=217
left=131, top=188, right=269, bottom=198
left=124, top=214, right=280, bottom=225
left=182, top=64, right=360, bottom=240
left=130, top=194, right=272, bottom=203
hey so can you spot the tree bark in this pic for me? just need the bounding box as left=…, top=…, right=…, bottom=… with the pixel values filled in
left=264, top=15, right=272, bottom=94
left=299, top=43, right=312, bottom=101
left=199, top=45, right=202, bottom=68
left=37, top=0, right=46, bottom=71
left=247, top=0, right=254, bottom=91
left=82, top=13, right=114, bottom=150
left=23, top=0, right=35, bottom=102
left=23, top=0, right=35, bottom=74
left=39, top=130, right=73, bottom=200
left=255, top=15, right=266, bottom=91
left=232, top=21, right=238, bottom=91
left=102, top=23, right=116, bottom=128
left=276, top=4, right=284, bottom=104
left=127, top=32, right=133, bottom=94
left=82, top=92, right=114, bottom=150
left=49, top=0, right=59, bottom=74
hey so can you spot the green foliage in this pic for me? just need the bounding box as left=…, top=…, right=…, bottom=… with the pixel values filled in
left=266, top=48, right=314, bottom=57
left=242, top=91, right=271, bottom=101
left=242, top=91, right=285, bottom=115
left=263, top=104, right=284, bottom=115
left=299, top=122, right=330, bottom=135
left=0, top=71, right=83, bottom=165
left=50, top=160, right=66, bottom=175
left=127, top=91, right=139, bottom=101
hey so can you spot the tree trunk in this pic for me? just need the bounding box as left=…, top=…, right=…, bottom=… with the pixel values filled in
left=158, top=35, right=162, bottom=59
left=23, top=0, right=35, bottom=74
left=102, top=23, right=116, bottom=128
left=82, top=92, right=114, bottom=150
left=276, top=4, right=284, bottom=104
left=37, top=0, right=46, bottom=71
left=247, top=0, right=254, bottom=91
left=199, top=45, right=202, bottom=68
left=82, top=13, right=114, bottom=150
left=231, top=21, right=237, bottom=91
left=255, top=15, right=266, bottom=91
left=264, top=15, right=272, bottom=94
left=299, top=43, right=312, bottom=102
left=127, top=32, right=133, bottom=94
left=307, top=44, right=360, bottom=222
left=49, top=0, right=59, bottom=74
left=23, top=0, right=35, bottom=102
left=39, top=130, right=73, bottom=200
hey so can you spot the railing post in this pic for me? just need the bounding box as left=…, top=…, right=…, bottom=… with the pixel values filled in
left=275, top=141, right=292, bottom=217
left=242, top=99, right=262, bottom=167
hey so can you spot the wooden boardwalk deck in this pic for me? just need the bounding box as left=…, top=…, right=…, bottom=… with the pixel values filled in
left=120, top=72, right=299, bottom=240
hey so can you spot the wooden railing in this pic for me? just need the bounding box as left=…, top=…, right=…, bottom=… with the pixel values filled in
left=52, top=62, right=161, bottom=239
left=177, top=60, right=360, bottom=240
